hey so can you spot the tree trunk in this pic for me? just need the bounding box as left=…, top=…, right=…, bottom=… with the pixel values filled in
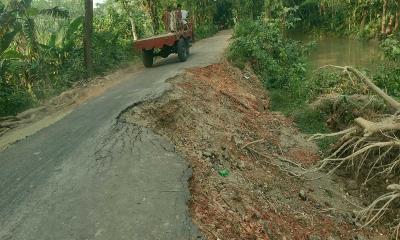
left=129, top=17, right=138, bottom=41
left=84, top=0, right=93, bottom=78
left=394, top=12, right=399, bottom=33
left=145, top=0, right=160, bottom=34
left=360, top=11, right=367, bottom=32
left=386, top=15, right=394, bottom=34
left=381, top=0, right=388, bottom=35
left=346, top=67, right=400, bottom=111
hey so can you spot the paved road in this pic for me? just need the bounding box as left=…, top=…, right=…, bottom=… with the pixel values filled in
left=0, top=31, right=231, bottom=240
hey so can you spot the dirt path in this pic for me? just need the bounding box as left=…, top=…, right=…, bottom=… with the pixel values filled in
left=0, top=31, right=231, bottom=240
left=123, top=62, right=389, bottom=240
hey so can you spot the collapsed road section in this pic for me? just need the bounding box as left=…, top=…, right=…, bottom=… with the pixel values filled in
left=122, top=62, right=389, bottom=240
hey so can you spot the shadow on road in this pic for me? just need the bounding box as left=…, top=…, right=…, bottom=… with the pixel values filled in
left=153, top=53, right=197, bottom=68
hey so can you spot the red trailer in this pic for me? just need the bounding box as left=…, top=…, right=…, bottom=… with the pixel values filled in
left=134, top=26, right=194, bottom=68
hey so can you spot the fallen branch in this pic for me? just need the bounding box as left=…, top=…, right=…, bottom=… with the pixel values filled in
left=321, top=65, right=400, bottom=111
left=241, top=138, right=265, bottom=150
left=16, top=106, right=46, bottom=119
left=355, top=117, right=400, bottom=136
left=0, top=113, right=36, bottom=129
left=0, top=121, right=20, bottom=128
left=0, top=116, right=19, bottom=121
left=245, top=146, right=305, bottom=176
left=347, top=67, right=400, bottom=112
left=0, top=128, right=9, bottom=136
left=311, top=66, right=400, bottom=237
left=308, top=126, right=358, bottom=141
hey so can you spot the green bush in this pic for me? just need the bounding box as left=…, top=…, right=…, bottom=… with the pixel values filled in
left=0, top=12, right=135, bottom=117
left=228, top=19, right=306, bottom=89
left=373, top=63, right=400, bottom=99
left=0, top=82, right=35, bottom=116
left=380, top=37, right=400, bottom=61
left=195, top=23, right=218, bottom=40
left=228, top=18, right=336, bottom=153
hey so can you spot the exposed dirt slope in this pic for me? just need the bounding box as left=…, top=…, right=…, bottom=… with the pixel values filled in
left=123, top=62, right=388, bottom=240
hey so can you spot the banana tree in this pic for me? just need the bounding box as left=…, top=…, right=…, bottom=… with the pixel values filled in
left=39, top=16, right=84, bottom=66
left=0, top=0, right=70, bottom=101
left=0, top=0, right=69, bottom=58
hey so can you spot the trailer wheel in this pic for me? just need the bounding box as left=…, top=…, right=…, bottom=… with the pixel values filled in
left=177, top=39, right=188, bottom=62
left=142, top=49, right=154, bottom=67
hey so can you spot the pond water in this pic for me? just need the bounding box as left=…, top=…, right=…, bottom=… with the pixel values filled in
left=294, top=35, right=383, bottom=71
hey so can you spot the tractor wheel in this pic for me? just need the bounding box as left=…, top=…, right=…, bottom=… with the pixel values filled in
left=142, top=49, right=154, bottom=68
left=185, top=43, right=190, bottom=56
left=177, top=39, right=188, bottom=62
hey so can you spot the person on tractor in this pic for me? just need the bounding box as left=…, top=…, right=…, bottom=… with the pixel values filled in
left=162, top=3, right=188, bottom=32
left=176, top=4, right=189, bottom=30
left=162, top=5, right=172, bottom=32
left=162, top=5, right=177, bottom=32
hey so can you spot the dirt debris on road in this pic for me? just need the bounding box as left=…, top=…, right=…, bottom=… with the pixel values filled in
left=123, top=62, right=388, bottom=240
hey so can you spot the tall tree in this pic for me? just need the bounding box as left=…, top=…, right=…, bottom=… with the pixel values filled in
left=116, top=0, right=139, bottom=40
left=84, top=0, right=93, bottom=77
left=145, top=0, right=160, bottom=34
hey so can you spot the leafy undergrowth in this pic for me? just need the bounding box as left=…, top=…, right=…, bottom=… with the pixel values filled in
left=123, top=62, right=388, bottom=240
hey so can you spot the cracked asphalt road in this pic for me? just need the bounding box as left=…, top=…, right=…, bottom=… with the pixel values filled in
left=0, top=31, right=231, bottom=240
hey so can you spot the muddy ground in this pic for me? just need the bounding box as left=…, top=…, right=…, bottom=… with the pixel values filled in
left=123, top=62, right=389, bottom=240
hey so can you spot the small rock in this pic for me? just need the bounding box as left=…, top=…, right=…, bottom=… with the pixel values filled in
left=238, top=161, right=246, bottom=170
left=202, top=150, right=213, bottom=158
left=308, top=235, right=321, bottom=240
left=232, top=135, right=243, bottom=146
left=299, top=189, right=307, bottom=201
left=353, top=234, right=368, bottom=240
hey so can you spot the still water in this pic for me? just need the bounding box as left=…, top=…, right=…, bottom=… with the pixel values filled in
left=294, top=36, right=383, bottom=70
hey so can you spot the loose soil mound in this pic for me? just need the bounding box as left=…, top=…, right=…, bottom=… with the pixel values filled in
left=123, top=62, right=388, bottom=240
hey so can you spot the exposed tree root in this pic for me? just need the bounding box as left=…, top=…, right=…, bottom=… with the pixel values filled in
left=310, top=66, right=400, bottom=236
left=308, top=126, right=358, bottom=141
left=357, top=184, right=400, bottom=239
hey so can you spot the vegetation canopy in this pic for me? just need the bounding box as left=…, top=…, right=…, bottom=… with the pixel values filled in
left=1, top=0, right=400, bottom=237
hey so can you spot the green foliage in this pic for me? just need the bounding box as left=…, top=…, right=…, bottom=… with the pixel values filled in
left=380, top=37, right=400, bottom=61
left=0, top=81, right=35, bottom=116
left=0, top=0, right=254, bottom=117
left=306, top=70, right=372, bottom=100
left=292, top=0, right=400, bottom=39
left=0, top=0, right=135, bottom=117
left=194, top=23, right=218, bottom=40
left=228, top=19, right=306, bottom=89
left=373, top=63, right=400, bottom=99
left=39, top=6, right=69, bottom=18
left=227, top=17, right=337, bottom=151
